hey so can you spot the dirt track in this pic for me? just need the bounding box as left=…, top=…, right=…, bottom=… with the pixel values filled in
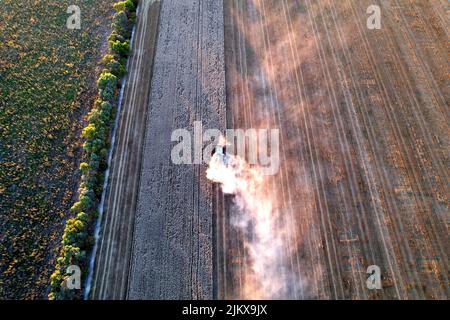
left=91, top=0, right=448, bottom=300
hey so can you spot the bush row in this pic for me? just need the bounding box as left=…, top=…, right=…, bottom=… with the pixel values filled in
left=49, top=0, right=139, bottom=300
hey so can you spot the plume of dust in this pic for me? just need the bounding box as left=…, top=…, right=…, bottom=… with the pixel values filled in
left=206, top=139, right=296, bottom=299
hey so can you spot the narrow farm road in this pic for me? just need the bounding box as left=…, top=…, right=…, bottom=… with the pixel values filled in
left=126, top=0, right=226, bottom=299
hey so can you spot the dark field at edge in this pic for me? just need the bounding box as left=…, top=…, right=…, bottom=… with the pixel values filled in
left=0, top=1, right=113, bottom=299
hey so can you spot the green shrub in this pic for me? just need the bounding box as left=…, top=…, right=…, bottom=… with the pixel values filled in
left=83, top=138, right=104, bottom=155
left=82, top=123, right=98, bottom=140
left=109, top=40, right=130, bottom=57
left=102, top=54, right=127, bottom=77
left=108, top=32, right=126, bottom=44
left=101, top=54, right=116, bottom=65
left=79, top=193, right=94, bottom=211
left=70, top=201, right=83, bottom=214
left=87, top=109, right=103, bottom=126
left=108, top=59, right=126, bottom=77
left=62, top=218, right=87, bottom=247
left=100, top=101, right=113, bottom=112
left=80, top=162, right=89, bottom=175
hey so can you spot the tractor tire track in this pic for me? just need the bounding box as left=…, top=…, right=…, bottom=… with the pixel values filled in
left=90, top=0, right=161, bottom=299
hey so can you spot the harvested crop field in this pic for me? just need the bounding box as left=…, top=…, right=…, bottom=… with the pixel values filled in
left=90, top=0, right=226, bottom=300
left=91, top=0, right=448, bottom=300
left=90, top=0, right=162, bottom=299
left=0, top=1, right=113, bottom=299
